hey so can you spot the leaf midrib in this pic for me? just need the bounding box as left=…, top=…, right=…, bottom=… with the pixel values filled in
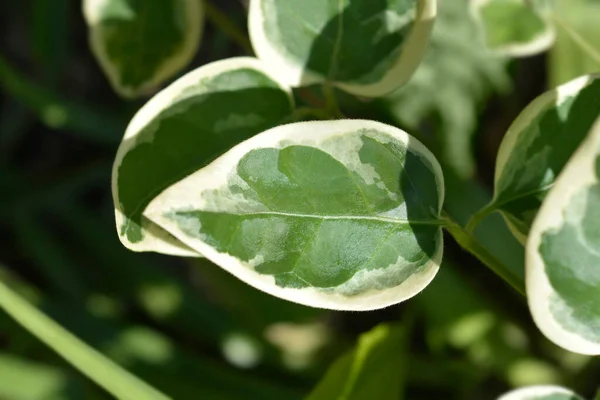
left=199, top=210, right=443, bottom=226
left=494, top=182, right=554, bottom=211
left=328, top=0, right=345, bottom=80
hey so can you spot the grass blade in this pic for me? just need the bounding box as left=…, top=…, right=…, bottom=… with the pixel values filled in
left=0, top=268, right=170, bottom=400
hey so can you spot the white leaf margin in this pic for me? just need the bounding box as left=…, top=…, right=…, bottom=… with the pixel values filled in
left=144, top=119, right=444, bottom=310
left=111, top=57, right=295, bottom=256
left=470, top=0, right=555, bottom=57
left=83, top=0, right=204, bottom=98
left=248, top=0, right=437, bottom=97
left=498, top=385, right=583, bottom=400
left=493, top=74, right=600, bottom=244
left=527, top=115, right=600, bottom=355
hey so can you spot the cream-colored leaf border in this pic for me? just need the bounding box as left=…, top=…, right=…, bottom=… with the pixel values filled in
left=83, top=0, right=204, bottom=98
left=471, top=0, right=555, bottom=57
left=527, top=116, right=600, bottom=355
left=248, top=0, right=436, bottom=97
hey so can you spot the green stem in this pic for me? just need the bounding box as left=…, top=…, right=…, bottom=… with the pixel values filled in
left=441, top=212, right=526, bottom=297
left=0, top=271, right=170, bottom=400
left=551, top=14, right=600, bottom=67
left=465, top=203, right=495, bottom=234
left=322, top=83, right=344, bottom=119
left=203, top=0, right=253, bottom=54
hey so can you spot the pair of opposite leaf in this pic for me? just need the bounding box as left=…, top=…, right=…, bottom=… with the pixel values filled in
left=83, top=0, right=435, bottom=98
left=112, top=55, right=445, bottom=310
left=111, top=0, right=441, bottom=307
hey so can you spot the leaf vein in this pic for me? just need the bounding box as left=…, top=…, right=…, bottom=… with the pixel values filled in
left=206, top=210, right=442, bottom=226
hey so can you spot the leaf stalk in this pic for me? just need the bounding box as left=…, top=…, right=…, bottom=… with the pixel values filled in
left=441, top=212, right=526, bottom=297
left=465, top=203, right=495, bottom=234
left=323, top=83, right=345, bottom=119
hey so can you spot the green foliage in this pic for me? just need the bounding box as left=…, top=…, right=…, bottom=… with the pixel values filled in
left=249, top=0, right=436, bottom=96
left=548, top=0, right=600, bottom=86
left=83, top=0, right=204, bottom=98
left=0, top=353, right=72, bottom=400
left=471, top=75, right=600, bottom=242
left=2, top=0, right=600, bottom=399
left=306, top=324, right=409, bottom=400
left=527, top=116, right=600, bottom=354
left=0, top=267, right=169, bottom=400
left=472, top=0, right=600, bottom=88
left=472, top=0, right=555, bottom=57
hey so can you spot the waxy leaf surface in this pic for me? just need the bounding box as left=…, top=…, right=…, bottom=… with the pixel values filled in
left=145, top=120, right=444, bottom=310
left=83, top=0, right=203, bottom=97
left=306, top=324, right=409, bottom=400
left=498, top=385, right=584, bottom=400
left=472, top=0, right=555, bottom=57
left=112, top=57, right=294, bottom=256
left=527, top=116, right=600, bottom=355
left=249, top=0, right=436, bottom=97
left=487, top=74, right=600, bottom=243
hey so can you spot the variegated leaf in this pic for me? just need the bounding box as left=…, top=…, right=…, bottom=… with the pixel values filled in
left=306, top=324, right=409, bottom=400
left=83, top=0, right=203, bottom=97
left=471, top=0, right=555, bottom=57
left=145, top=120, right=444, bottom=310
left=527, top=116, right=600, bottom=355
left=112, top=57, right=294, bottom=256
left=478, top=74, right=600, bottom=243
left=248, top=0, right=436, bottom=97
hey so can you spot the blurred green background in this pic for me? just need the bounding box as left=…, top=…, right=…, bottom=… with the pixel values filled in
left=0, top=0, right=598, bottom=399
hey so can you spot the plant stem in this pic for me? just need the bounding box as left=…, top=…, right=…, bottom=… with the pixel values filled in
left=441, top=211, right=526, bottom=297
left=203, top=0, right=253, bottom=54
left=465, top=203, right=495, bottom=234
left=322, top=83, right=344, bottom=119
left=0, top=271, right=170, bottom=400
left=551, top=14, right=600, bottom=67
